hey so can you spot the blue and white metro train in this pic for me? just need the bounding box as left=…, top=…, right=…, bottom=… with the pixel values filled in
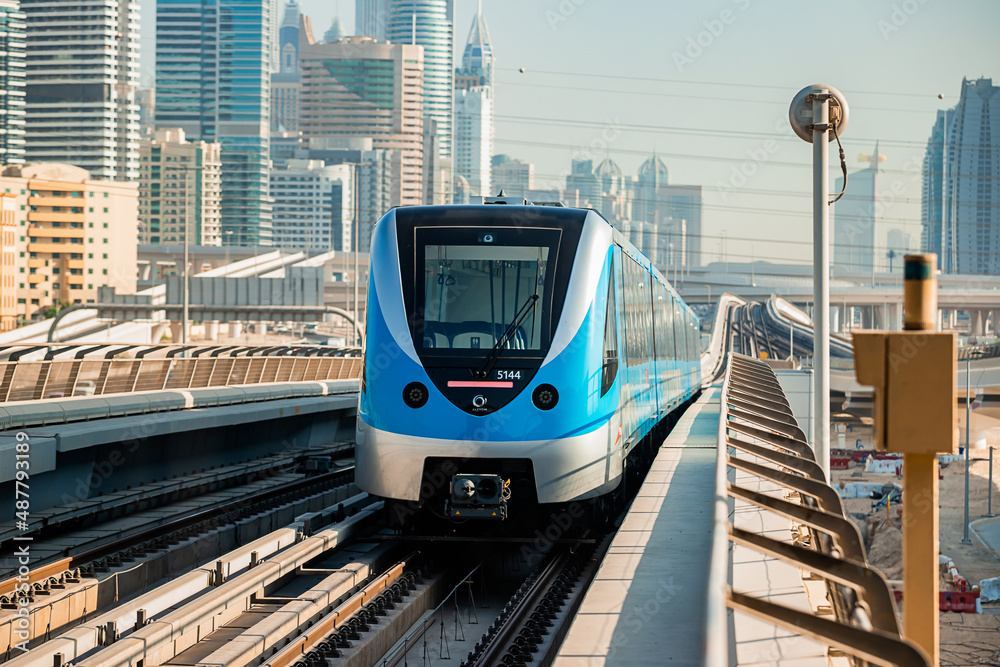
left=356, top=201, right=700, bottom=526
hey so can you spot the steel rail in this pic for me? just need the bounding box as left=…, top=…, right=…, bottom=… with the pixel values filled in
left=1, top=465, right=357, bottom=602
left=472, top=549, right=572, bottom=667
left=261, top=554, right=416, bottom=667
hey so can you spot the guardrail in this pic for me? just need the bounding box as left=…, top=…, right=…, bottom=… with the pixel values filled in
left=827, top=342, right=998, bottom=371
left=708, top=353, right=929, bottom=666
left=0, top=344, right=362, bottom=402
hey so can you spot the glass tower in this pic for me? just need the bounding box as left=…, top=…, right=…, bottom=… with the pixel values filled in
left=388, top=0, right=453, bottom=159
left=156, top=0, right=273, bottom=246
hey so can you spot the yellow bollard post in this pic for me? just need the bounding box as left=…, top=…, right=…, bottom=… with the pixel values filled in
left=853, top=253, right=955, bottom=667
left=901, top=253, right=940, bottom=664
left=903, top=450, right=938, bottom=659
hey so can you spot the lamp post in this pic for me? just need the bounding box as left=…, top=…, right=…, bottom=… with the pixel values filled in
left=963, top=348, right=973, bottom=544
left=337, top=161, right=371, bottom=347
left=789, top=83, right=850, bottom=481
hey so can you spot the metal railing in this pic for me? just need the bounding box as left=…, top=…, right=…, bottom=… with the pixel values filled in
left=0, top=344, right=362, bottom=402
left=708, top=353, right=929, bottom=667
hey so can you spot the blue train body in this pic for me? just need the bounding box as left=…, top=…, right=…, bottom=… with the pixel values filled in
left=356, top=203, right=699, bottom=520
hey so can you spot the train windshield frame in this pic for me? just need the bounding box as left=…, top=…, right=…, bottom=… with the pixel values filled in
left=410, top=226, right=564, bottom=364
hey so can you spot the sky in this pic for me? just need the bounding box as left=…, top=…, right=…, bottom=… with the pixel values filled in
left=139, top=0, right=1000, bottom=268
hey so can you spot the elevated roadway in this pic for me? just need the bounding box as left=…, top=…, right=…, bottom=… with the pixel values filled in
left=702, top=294, right=1000, bottom=443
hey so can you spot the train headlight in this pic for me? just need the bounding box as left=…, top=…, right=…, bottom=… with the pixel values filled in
left=532, top=384, right=559, bottom=411
left=453, top=477, right=476, bottom=500
left=475, top=477, right=499, bottom=501
left=403, top=381, right=429, bottom=408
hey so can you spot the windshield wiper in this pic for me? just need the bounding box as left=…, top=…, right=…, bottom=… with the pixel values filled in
left=474, top=294, right=539, bottom=379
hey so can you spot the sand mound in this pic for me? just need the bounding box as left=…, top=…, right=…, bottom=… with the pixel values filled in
left=868, top=522, right=903, bottom=580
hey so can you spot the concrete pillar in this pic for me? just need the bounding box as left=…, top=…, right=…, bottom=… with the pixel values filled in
left=993, top=310, right=1000, bottom=336
left=888, top=302, right=902, bottom=331
left=861, top=306, right=873, bottom=330
left=151, top=322, right=169, bottom=343
left=830, top=306, right=841, bottom=333
left=256, top=321, right=268, bottom=335
left=971, top=310, right=985, bottom=338
left=949, top=309, right=958, bottom=329
left=205, top=321, right=220, bottom=341
left=228, top=322, right=243, bottom=338
left=872, top=306, right=884, bottom=330
left=169, top=321, right=184, bottom=343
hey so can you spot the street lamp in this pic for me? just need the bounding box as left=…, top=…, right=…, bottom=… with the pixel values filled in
left=165, top=164, right=205, bottom=345
left=337, top=161, right=372, bottom=347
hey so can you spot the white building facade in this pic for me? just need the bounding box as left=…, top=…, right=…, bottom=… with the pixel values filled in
left=23, top=0, right=140, bottom=181
left=270, top=160, right=354, bottom=252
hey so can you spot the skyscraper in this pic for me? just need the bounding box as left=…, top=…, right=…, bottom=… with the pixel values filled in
left=356, top=0, right=389, bottom=40
left=0, top=0, right=25, bottom=165
left=23, top=0, right=139, bottom=180
left=298, top=24, right=424, bottom=206
left=453, top=5, right=494, bottom=197
left=461, top=2, right=494, bottom=88
left=833, top=145, right=885, bottom=274
left=925, top=78, right=1000, bottom=275
left=272, top=0, right=302, bottom=132
left=156, top=0, right=273, bottom=246
left=921, top=109, right=952, bottom=269
left=631, top=154, right=702, bottom=273
left=387, top=0, right=453, bottom=160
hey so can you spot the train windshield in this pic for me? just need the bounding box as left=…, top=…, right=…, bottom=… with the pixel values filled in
left=414, top=227, right=562, bottom=355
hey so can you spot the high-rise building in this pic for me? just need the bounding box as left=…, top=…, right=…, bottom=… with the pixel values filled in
left=833, top=145, right=885, bottom=275
left=156, top=0, right=273, bottom=246
left=356, top=0, right=389, bottom=40
left=453, top=88, right=492, bottom=197
left=138, top=129, right=222, bottom=246
left=422, top=117, right=451, bottom=204
left=298, top=26, right=424, bottom=206
left=387, top=0, right=453, bottom=159
left=566, top=159, right=600, bottom=206
left=0, top=163, right=138, bottom=317
left=921, top=110, right=950, bottom=268
left=924, top=78, right=1000, bottom=275
left=272, top=0, right=302, bottom=133
left=460, top=2, right=494, bottom=88
left=137, top=88, right=156, bottom=138
left=23, top=0, right=139, bottom=181
left=0, top=0, right=25, bottom=166
left=297, top=137, right=404, bottom=252
left=631, top=154, right=702, bottom=273
left=453, top=6, right=494, bottom=199
left=634, top=154, right=669, bottom=225
left=492, top=156, right=533, bottom=199
left=592, top=157, right=630, bottom=224
left=270, top=160, right=352, bottom=251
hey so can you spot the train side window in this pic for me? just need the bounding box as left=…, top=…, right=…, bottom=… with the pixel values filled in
left=601, top=260, right=619, bottom=396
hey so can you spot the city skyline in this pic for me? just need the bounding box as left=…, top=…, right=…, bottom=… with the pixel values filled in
left=279, top=0, right=998, bottom=268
